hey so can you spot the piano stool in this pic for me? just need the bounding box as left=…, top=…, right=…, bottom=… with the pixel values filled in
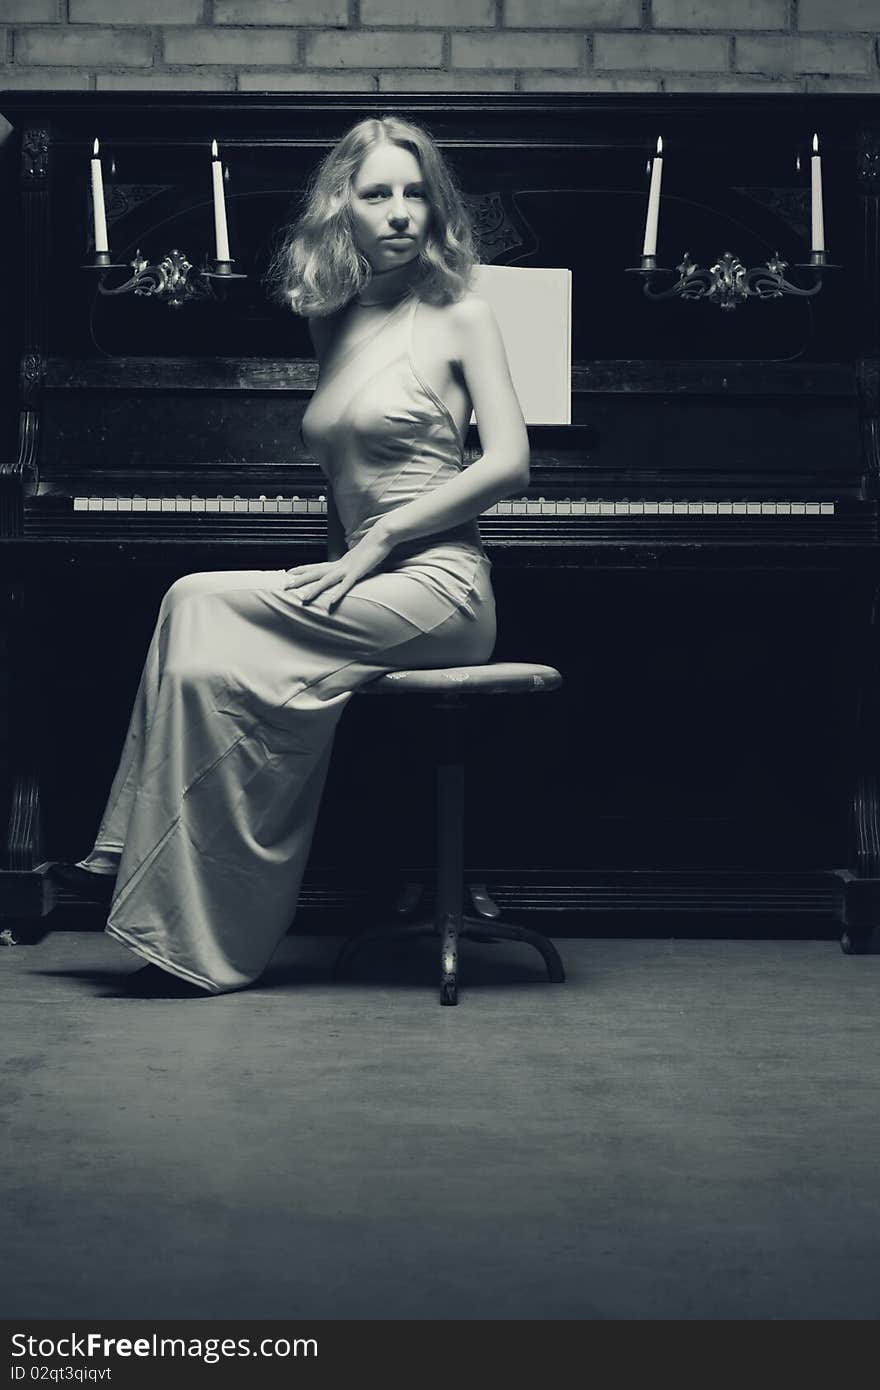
left=334, top=662, right=566, bottom=1006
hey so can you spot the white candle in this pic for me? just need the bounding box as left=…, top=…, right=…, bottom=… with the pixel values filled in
left=642, top=136, right=663, bottom=258
left=91, top=137, right=108, bottom=255
left=811, top=132, right=825, bottom=253
left=211, top=139, right=231, bottom=263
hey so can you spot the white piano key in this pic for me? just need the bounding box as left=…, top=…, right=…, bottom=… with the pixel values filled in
left=805, top=503, right=820, bottom=515
left=118, top=497, right=132, bottom=512
left=278, top=499, right=293, bottom=513
left=103, top=498, right=119, bottom=512
left=219, top=498, right=234, bottom=513
left=205, top=498, right=220, bottom=512
left=160, top=498, right=175, bottom=512
left=658, top=502, right=673, bottom=515
left=791, top=502, right=806, bottom=514
left=177, top=497, right=192, bottom=513
left=247, top=499, right=263, bottom=513
left=146, top=497, right=161, bottom=512
left=264, top=498, right=279, bottom=514
left=703, top=501, right=718, bottom=514
left=132, top=498, right=147, bottom=511
left=73, top=497, right=87, bottom=511
left=776, top=502, right=791, bottom=514
left=821, top=501, right=835, bottom=514
left=86, top=497, right=102, bottom=511
left=191, top=496, right=206, bottom=512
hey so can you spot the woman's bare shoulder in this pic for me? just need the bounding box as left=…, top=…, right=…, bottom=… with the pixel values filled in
left=450, top=290, right=494, bottom=322
left=420, top=292, right=495, bottom=358
left=422, top=290, right=493, bottom=326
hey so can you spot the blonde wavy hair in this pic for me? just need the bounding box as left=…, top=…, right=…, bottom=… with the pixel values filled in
left=265, top=115, right=478, bottom=317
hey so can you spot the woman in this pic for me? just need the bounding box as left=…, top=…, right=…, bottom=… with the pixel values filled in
left=51, top=115, right=529, bottom=997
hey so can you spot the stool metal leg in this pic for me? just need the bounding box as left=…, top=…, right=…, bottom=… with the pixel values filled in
left=436, top=738, right=464, bottom=1007
left=433, top=700, right=467, bottom=1006
left=335, top=693, right=565, bottom=1001
left=462, top=915, right=566, bottom=983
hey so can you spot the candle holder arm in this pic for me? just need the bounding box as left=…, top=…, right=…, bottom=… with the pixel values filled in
left=82, top=249, right=246, bottom=307
left=626, top=249, right=839, bottom=310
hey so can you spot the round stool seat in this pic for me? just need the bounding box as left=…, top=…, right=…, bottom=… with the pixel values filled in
left=362, top=661, right=563, bottom=697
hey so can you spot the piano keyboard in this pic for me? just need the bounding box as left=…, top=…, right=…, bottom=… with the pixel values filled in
left=71, top=496, right=837, bottom=517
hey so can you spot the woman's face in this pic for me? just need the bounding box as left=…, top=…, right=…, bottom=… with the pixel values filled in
left=348, top=142, right=431, bottom=272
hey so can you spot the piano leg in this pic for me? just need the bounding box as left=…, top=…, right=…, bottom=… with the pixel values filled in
left=841, top=926, right=873, bottom=955
left=0, top=582, right=54, bottom=934
left=835, top=870, right=878, bottom=955
left=841, top=594, right=880, bottom=955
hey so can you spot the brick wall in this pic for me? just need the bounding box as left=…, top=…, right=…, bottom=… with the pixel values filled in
left=0, top=1, right=879, bottom=95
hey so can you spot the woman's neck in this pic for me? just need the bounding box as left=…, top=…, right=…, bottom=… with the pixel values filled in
left=356, top=258, right=422, bottom=306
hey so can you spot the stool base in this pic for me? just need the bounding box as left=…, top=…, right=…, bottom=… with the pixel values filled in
left=334, top=913, right=566, bottom=1006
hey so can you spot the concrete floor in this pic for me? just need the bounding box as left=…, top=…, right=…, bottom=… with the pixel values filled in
left=2, top=928, right=880, bottom=1320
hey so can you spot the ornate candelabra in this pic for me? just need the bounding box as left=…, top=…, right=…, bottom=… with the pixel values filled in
left=627, top=248, right=838, bottom=310
left=82, top=248, right=246, bottom=308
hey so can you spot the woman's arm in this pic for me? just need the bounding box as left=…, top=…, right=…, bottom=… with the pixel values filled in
left=307, top=315, right=346, bottom=562
left=326, top=491, right=346, bottom=562
left=378, top=295, right=530, bottom=551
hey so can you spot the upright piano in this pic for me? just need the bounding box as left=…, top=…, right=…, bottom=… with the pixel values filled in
left=2, top=92, right=879, bottom=950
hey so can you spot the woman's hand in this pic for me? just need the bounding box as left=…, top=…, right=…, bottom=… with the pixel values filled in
left=283, top=525, right=393, bottom=611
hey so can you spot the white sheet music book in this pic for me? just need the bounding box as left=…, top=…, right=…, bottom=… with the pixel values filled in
left=470, top=264, right=572, bottom=425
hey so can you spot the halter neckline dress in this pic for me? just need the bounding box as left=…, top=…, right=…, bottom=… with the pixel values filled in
left=79, top=290, right=496, bottom=993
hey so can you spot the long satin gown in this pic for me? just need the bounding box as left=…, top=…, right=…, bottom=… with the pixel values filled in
left=78, top=291, right=497, bottom=993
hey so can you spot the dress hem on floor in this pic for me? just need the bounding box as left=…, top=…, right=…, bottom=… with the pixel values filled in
left=105, top=921, right=220, bottom=994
